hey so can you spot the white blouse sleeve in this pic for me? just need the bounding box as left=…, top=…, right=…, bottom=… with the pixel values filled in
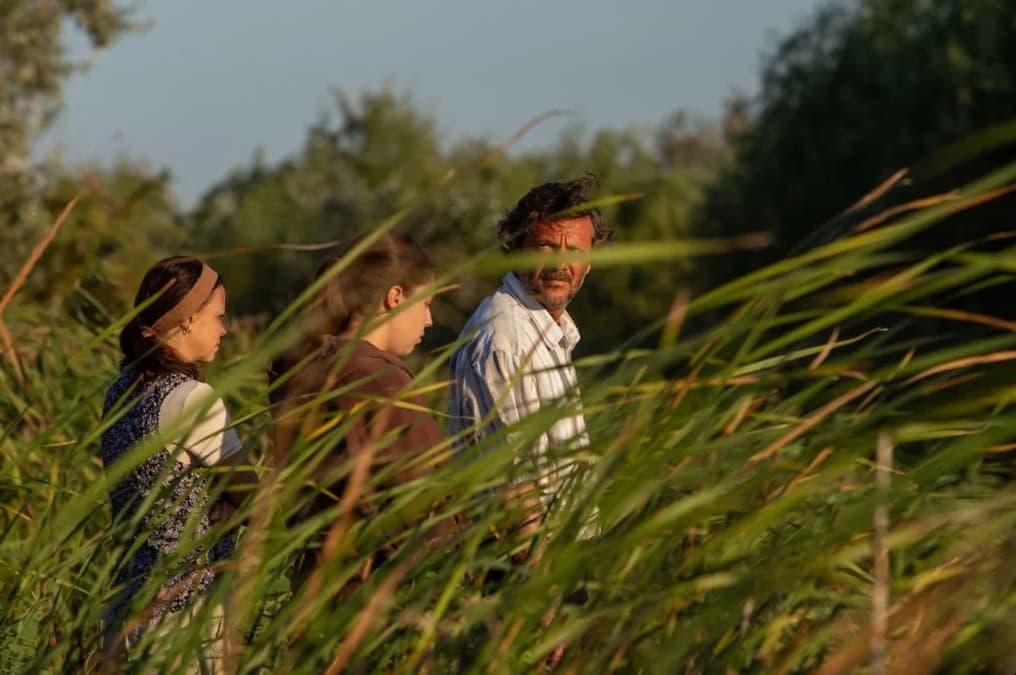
left=159, top=381, right=243, bottom=467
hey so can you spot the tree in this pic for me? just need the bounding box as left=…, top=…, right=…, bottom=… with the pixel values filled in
left=696, top=0, right=1016, bottom=296
left=35, top=161, right=182, bottom=319
left=187, top=88, right=728, bottom=354
left=1, top=0, right=133, bottom=287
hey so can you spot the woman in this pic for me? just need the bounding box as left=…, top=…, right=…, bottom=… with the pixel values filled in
left=101, top=256, right=254, bottom=670
left=269, top=231, right=454, bottom=597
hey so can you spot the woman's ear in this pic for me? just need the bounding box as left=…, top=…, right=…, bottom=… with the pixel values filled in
left=384, top=285, right=406, bottom=309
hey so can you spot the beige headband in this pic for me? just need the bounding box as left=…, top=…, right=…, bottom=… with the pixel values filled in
left=149, top=264, right=219, bottom=335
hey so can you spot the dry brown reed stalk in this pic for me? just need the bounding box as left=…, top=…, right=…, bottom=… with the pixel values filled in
left=437, top=110, right=568, bottom=185
left=607, top=642, right=631, bottom=672
left=224, top=469, right=279, bottom=673
left=840, top=168, right=910, bottom=217
left=748, top=381, right=879, bottom=463
left=286, top=406, right=389, bottom=642
left=723, top=396, right=760, bottom=436
left=662, top=288, right=691, bottom=346
left=884, top=617, right=963, bottom=675
left=670, top=362, right=703, bottom=411
left=924, top=371, right=984, bottom=393
left=852, top=192, right=958, bottom=233
left=730, top=231, right=775, bottom=249
left=781, top=446, right=834, bottom=496
left=705, top=375, right=759, bottom=387
left=810, top=328, right=840, bottom=371
left=900, top=305, right=1016, bottom=332
left=197, top=240, right=344, bottom=262
left=0, top=322, right=22, bottom=384
left=538, top=594, right=567, bottom=669
left=477, top=111, right=568, bottom=173
left=903, top=350, right=1016, bottom=385
left=0, top=196, right=81, bottom=383
left=985, top=229, right=1016, bottom=241
left=815, top=576, right=967, bottom=675
left=608, top=375, right=760, bottom=404
left=944, top=183, right=1016, bottom=216
left=322, top=556, right=415, bottom=675
left=496, top=616, right=528, bottom=665
left=871, top=433, right=893, bottom=675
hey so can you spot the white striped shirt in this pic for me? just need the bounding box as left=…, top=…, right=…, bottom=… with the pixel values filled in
left=449, top=272, right=589, bottom=513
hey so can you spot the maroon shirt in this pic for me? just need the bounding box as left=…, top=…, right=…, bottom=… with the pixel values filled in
left=269, top=337, right=452, bottom=587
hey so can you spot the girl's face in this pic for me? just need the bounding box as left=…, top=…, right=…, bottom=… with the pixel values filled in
left=384, top=283, right=434, bottom=356
left=164, top=286, right=229, bottom=363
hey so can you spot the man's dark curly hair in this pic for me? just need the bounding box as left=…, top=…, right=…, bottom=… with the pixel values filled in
left=497, top=173, right=614, bottom=253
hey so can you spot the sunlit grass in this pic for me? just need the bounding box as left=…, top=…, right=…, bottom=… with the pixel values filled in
left=1, top=164, right=1015, bottom=674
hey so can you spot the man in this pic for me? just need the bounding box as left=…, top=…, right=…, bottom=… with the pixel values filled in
left=449, top=174, right=613, bottom=540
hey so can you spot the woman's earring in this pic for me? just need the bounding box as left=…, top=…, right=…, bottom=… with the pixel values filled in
left=180, top=321, right=193, bottom=336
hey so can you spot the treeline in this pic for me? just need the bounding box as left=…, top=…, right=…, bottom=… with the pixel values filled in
left=3, top=0, right=1014, bottom=354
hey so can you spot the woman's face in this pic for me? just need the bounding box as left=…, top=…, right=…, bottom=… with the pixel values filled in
left=165, top=286, right=229, bottom=363
left=385, top=284, right=434, bottom=356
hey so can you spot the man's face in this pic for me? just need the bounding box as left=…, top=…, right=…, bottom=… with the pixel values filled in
left=517, top=216, right=594, bottom=315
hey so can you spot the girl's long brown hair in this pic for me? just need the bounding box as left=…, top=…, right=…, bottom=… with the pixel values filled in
left=267, top=230, right=434, bottom=412
left=305, top=231, right=434, bottom=339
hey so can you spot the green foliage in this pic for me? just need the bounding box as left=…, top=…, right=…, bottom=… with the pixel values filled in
left=2, top=164, right=1016, bottom=672
left=0, top=0, right=134, bottom=289
left=187, top=88, right=726, bottom=354
left=3, top=1, right=1016, bottom=671
left=697, top=0, right=1016, bottom=289
left=32, top=161, right=182, bottom=318
left=0, top=0, right=131, bottom=180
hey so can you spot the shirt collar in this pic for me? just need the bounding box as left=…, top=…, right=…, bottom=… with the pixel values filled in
left=501, top=272, right=581, bottom=352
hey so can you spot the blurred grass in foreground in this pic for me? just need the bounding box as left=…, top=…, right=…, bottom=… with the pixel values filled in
left=1, top=162, right=1015, bottom=674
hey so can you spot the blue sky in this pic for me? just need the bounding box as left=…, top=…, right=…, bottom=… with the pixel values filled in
left=44, top=0, right=824, bottom=206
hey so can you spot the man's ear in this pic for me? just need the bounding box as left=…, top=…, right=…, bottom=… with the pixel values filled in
left=384, top=285, right=406, bottom=309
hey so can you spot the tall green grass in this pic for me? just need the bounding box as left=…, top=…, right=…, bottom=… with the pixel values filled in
left=2, top=163, right=1015, bottom=674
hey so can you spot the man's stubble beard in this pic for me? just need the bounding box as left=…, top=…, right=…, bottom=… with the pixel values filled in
left=522, top=270, right=586, bottom=312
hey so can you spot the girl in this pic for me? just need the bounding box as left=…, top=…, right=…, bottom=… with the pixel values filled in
left=269, top=231, right=454, bottom=597
left=101, top=256, right=254, bottom=670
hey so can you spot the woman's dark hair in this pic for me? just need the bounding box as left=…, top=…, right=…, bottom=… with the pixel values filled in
left=306, top=231, right=434, bottom=338
left=497, top=173, right=614, bottom=253
left=119, top=256, right=224, bottom=380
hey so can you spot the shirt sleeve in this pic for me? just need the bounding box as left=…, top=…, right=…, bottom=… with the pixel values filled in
left=451, top=345, right=541, bottom=436
left=160, top=381, right=243, bottom=466
left=453, top=346, right=549, bottom=475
